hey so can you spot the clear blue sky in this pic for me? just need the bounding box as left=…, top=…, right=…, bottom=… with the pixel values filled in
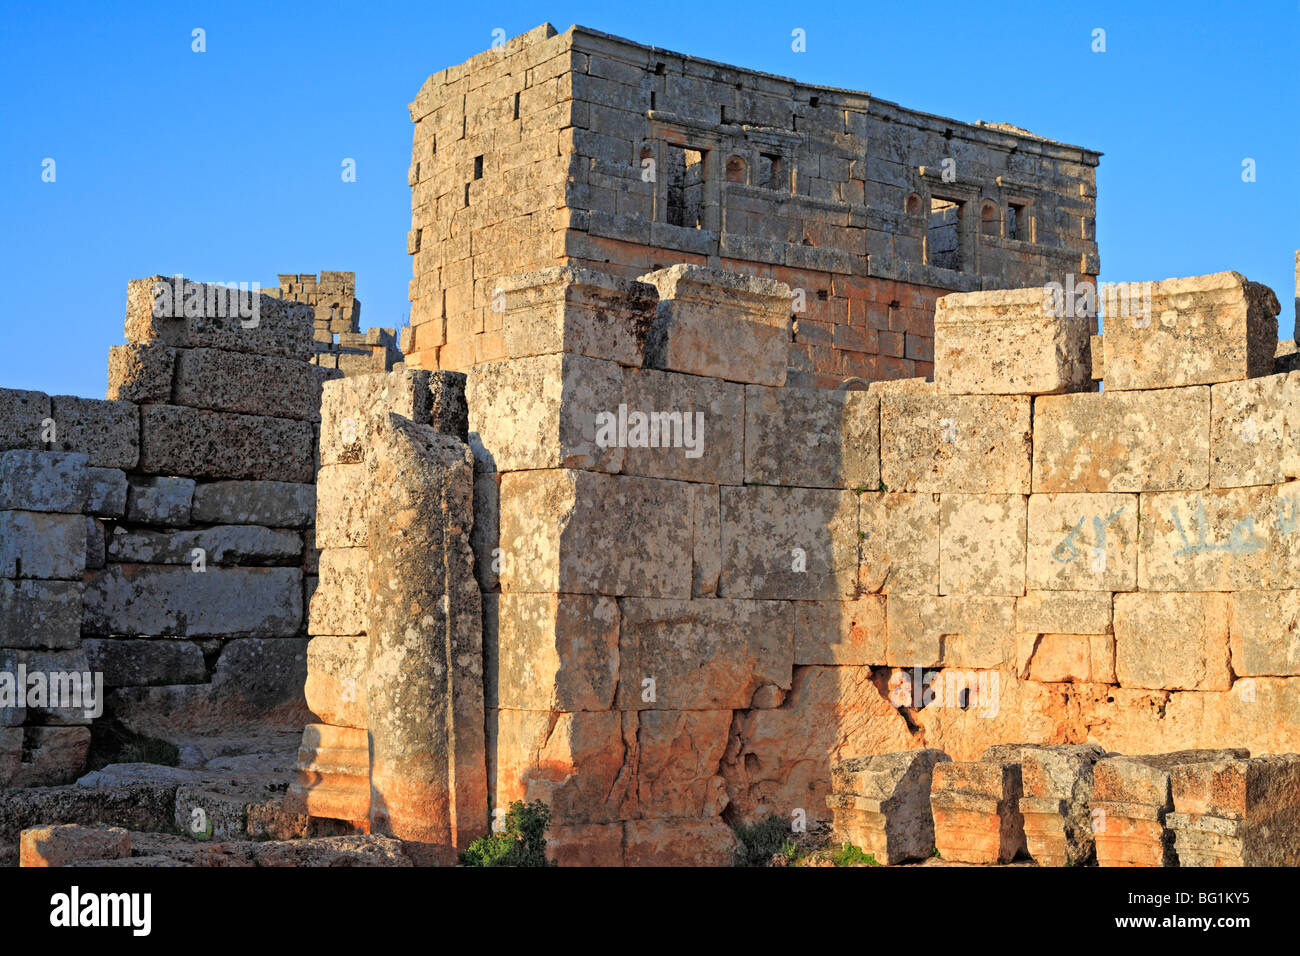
left=3, top=0, right=1297, bottom=397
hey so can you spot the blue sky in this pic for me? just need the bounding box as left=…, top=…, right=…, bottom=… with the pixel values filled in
left=3, top=0, right=1297, bottom=397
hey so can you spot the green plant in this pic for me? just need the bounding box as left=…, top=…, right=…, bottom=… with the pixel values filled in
left=732, top=815, right=796, bottom=867
left=461, top=800, right=556, bottom=867
left=830, top=843, right=880, bottom=866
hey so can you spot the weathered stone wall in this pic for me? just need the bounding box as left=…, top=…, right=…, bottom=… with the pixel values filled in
left=1, top=277, right=331, bottom=787
left=457, top=263, right=1299, bottom=866
left=266, top=271, right=403, bottom=375
left=405, top=23, right=1100, bottom=388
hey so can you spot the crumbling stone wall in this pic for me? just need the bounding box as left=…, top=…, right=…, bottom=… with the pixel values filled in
left=268, top=271, right=402, bottom=375
left=1, top=277, right=331, bottom=787
left=405, top=23, right=1100, bottom=388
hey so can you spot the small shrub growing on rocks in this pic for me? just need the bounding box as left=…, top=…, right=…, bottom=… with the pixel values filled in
left=460, top=800, right=556, bottom=867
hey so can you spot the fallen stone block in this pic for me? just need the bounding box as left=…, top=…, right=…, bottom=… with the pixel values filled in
left=0, top=450, right=88, bottom=513
left=125, top=275, right=314, bottom=360
left=933, top=286, right=1093, bottom=395
left=1018, top=743, right=1108, bottom=866
left=19, top=824, right=130, bottom=867
left=1101, top=272, right=1278, bottom=391
left=1033, top=387, right=1209, bottom=492
left=638, top=265, right=792, bottom=387
left=1168, top=753, right=1300, bottom=866
left=0, top=579, right=83, bottom=649
left=0, top=511, right=86, bottom=580
left=125, top=476, right=194, bottom=525
left=190, top=479, right=315, bottom=527
left=880, top=393, right=1031, bottom=494
left=827, top=749, right=950, bottom=863
left=744, top=385, right=878, bottom=489
left=930, top=757, right=1027, bottom=864
left=138, top=405, right=314, bottom=483
left=497, top=266, right=656, bottom=367
left=1091, top=749, right=1249, bottom=867
left=83, top=565, right=303, bottom=637
left=49, top=396, right=138, bottom=469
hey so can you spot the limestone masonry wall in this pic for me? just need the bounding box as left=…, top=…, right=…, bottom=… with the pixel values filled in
left=266, top=271, right=403, bottom=375
left=1, top=278, right=333, bottom=788
left=404, top=23, right=1100, bottom=388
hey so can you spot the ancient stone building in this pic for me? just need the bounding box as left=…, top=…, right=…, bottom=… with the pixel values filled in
left=404, top=23, right=1100, bottom=387
left=269, top=271, right=402, bottom=375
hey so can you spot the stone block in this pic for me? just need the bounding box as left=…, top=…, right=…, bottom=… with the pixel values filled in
left=0, top=388, right=51, bottom=451
left=49, top=396, right=138, bottom=469
left=173, top=348, right=329, bottom=422
left=315, top=463, right=367, bottom=548
left=885, top=594, right=1015, bottom=669
left=498, top=470, right=692, bottom=598
left=125, top=276, right=314, bottom=360
left=858, top=492, right=940, bottom=594
left=616, top=598, right=793, bottom=710
left=1018, top=743, right=1108, bottom=867
left=938, top=494, right=1027, bottom=596
left=1168, top=754, right=1300, bottom=866
left=880, top=394, right=1031, bottom=493
left=106, top=525, right=302, bottom=565
left=85, top=467, right=127, bottom=517
left=138, top=405, right=314, bottom=483
left=0, top=511, right=85, bottom=579
left=285, top=723, right=369, bottom=822
left=933, top=287, right=1092, bottom=395
left=1229, top=590, right=1300, bottom=676
left=827, top=749, right=950, bottom=864
left=1138, top=487, right=1276, bottom=591
left=930, top=759, right=1026, bottom=864
left=309, top=548, right=367, bottom=636
left=493, top=709, right=626, bottom=826
left=744, top=386, right=878, bottom=489
left=83, top=565, right=303, bottom=637
left=0, top=579, right=83, bottom=649
left=794, top=597, right=886, bottom=665
left=301, top=635, right=365, bottom=729
left=623, top=818, right=739, bottom=867
left=638, top=265, right=792, bottom=387
left=125, top=476, right=194, bottom=525
left=19, top=824, right=130, bottom=868
left=319, top=370, right=442, bottom=465
left=497, top=267, right=657, bottom=367
left=1113, top=592, right=1232, bottom=691
left=7, top=726, right=90, bottom=787
left=0, top=450, right=87, bottom=513
left=427, top=369, right=469, bottom=442
left=1015, top=590, right=1113, bottom=635
left=620, top=368, right=743, bottom=484
left=691, top=483, right=720, bottom=598
left=1210, top=373, right=1287, bottom=488
left=492, top=593, right=618, bottom=711
left=719, top=486, right=859, bottom=600
left=82, top=638, right=206, bottom=687
left=1026, top=492, right=1137, bottom=590
left=626, top=709, right=732, bottom=820
left=1032, top=387, right=1209, bottom=492
left=106, top=343, right=175, bottom=403
left=1020, top=632, right=1116, bottom=683
left=1101, top=272, right=1279, bottom=391
left=190, top=480, right=315, bottom=527
left=467, top=353, right=624, bottom=473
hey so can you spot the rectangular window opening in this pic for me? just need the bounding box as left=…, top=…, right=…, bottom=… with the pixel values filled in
left=1008, top=201, right=1028, bottom=241
left=665, top=144, right=707, bottom=229
left=927, top=197, right=963, bottom=271
left=759, top=152, right=782, bottom=190
left=473, top=155, right=483, bottom=180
